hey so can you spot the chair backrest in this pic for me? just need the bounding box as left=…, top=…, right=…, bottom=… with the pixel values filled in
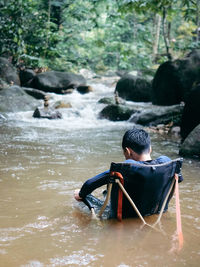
left=109, top=159, right=183, bottom=219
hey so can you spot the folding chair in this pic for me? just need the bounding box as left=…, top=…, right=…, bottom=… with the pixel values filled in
left=82, top=158, right=183, bottom=250
left=84, top=159, right=183, bottom=251
left=83, top=158, right=183, bottom=224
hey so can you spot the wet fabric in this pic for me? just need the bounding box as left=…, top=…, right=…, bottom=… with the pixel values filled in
left=109, top=159, right=183, bottom=218
left=79, top=156, right=172, bottom=199
left=83, top=194, right=111, bottom=219
left=80, top=156, right=183, bottom=219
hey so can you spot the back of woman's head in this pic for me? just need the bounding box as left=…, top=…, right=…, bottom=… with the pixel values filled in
left=122, top=127, right=151, bottom=155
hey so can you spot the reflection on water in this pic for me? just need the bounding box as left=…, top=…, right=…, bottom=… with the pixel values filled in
left=0, top=81, right=200, bottom=266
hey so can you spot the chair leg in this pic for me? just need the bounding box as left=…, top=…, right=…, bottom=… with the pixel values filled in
left=153, top=178, right=176, bottom=226
left=91, top=207, right=98, bottom=219
left=98, top=183, right=113, bottom=218
left=96, top=174, right=180, bottom=237
left=174, top=173, right=183, bottom=251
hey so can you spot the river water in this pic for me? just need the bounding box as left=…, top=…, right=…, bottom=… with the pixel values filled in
left=0, top=78, right=200, bottom=266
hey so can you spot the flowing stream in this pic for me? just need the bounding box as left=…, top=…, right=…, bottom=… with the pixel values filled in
left=0, top=78, right=200, bottom=266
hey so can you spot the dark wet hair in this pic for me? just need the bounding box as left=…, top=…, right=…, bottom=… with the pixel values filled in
left=122, top=127, right=151, bottom=155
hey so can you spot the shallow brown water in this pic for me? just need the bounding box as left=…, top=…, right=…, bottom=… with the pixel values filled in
left=0, top=120, right=200, bottom=267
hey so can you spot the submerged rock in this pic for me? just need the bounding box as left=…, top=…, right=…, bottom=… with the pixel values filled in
left=33, top=95, right=62, bottom=119
left=130, top=104, right=184, bottom=126
left=98, top=96, right=125, bottom=105
left=33, top=107, right=62, bottom=120
left=99, top=104, right=135, bottom=121
left=61, top=88, right=74, bottom=94
left=98, top=97, right=115, bottom=105
left=179, top=124, right=200, bottom=158
left=77, top=85, right=93, bottom=94
left=52, top=101, right=72, bottom=109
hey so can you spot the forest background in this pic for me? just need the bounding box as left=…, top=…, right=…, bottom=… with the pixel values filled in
left=0, top=0, right=200, bottom=74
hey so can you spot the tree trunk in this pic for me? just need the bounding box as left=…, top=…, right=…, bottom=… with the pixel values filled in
left=46, top=0, right=51, bottom=52
left=196, top=0, right=200, bottom=42
left=162, top=7, right=172, bottom=60
left=153, top=14, right=161, bottom=62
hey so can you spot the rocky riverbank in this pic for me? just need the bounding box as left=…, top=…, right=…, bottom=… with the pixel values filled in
left=0, top=52, right=200, bottom=158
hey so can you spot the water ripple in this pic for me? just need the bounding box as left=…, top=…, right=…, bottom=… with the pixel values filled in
left=49, top=251, right=103, bottom=266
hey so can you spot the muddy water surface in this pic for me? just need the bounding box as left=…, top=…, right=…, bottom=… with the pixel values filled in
left=0, top=82, right=200, bottom=266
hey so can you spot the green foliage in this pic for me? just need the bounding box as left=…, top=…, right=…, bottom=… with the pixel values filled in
left=0, top=0, right=60, bottom=66
left=0, top=0, right=199, bottom=72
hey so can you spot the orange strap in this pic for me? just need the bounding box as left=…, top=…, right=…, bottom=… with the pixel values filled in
left=175, top=173, right=183, bottom=251
left=110, top=171, right=124, bottom=221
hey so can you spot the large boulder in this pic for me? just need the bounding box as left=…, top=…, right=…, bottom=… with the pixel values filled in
left=0, top=57, right=20, bottom=85
left=115, top=74, right=152, bottom=102
left=152, top=49, right=200, bottom=105
left=30, top=71, right=86, bottom=94
left=0, top=85, right=39, bottom=113
left=19, top=69, right=36, bottom=87
left=99, top=104, right=135, bottom=121
left=179, top=124, right=200, bottom=158
left=180, top=85, right=200, bottom=141
left=130, top=104, right=184, bottom=126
